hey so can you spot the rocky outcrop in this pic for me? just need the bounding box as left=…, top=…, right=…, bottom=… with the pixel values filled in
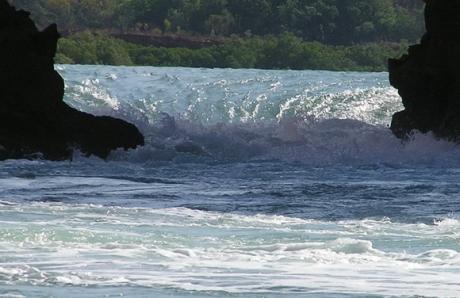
left=390, top=0, right=460, bottom=140
left=0, top=0, right=144, bottom=160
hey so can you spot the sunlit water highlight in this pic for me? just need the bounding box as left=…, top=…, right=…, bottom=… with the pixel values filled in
left=0, top=66, right=459, bottom=297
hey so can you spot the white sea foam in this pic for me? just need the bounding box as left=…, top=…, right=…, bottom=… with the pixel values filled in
left=106, top=118, right=460, bottom=167
left=0, top=202, right=459, bottom=296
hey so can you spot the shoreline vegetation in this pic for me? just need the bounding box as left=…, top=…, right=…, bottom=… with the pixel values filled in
left=11, top=0, right=424, bottom=71
left=56, top=31, right=409, bottom=71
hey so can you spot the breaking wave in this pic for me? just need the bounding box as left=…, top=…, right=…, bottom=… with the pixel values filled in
left=58, top=65, right=460, bottom=166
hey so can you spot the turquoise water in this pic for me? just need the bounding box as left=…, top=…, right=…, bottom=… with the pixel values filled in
left=0, top=66, right=459, bottom=297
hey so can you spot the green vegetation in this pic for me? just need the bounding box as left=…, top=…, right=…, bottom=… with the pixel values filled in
left=56, top=31, right=408, bottom=71
left=11, top=0, right=424, bottom=44
left=10, top=0, right=424, bottom=70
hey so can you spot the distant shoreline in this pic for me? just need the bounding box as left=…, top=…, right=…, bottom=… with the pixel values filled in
left=56, top=31, right=410, bottom=72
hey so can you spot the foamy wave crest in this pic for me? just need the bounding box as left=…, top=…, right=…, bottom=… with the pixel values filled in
left=57, top=65, right=460, bottom=166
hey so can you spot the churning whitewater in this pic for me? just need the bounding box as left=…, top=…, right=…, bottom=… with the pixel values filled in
left=1, top=66, right=460, bottom=298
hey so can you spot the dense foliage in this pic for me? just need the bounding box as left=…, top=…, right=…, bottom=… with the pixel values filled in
left=56, top=31, right=408, bottom=71
left=11, top=0, right=424, bottom=44
left=9, top=0, right=423, bottom=70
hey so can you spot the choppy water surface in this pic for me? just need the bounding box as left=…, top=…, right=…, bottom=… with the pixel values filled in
left=1, top=66, right=460, bottom=297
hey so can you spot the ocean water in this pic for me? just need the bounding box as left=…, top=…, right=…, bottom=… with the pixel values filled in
left=1, top=65, right=460, bottom=297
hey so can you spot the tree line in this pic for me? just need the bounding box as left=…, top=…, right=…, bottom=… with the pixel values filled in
left=11, top=0, right=424, bottom=45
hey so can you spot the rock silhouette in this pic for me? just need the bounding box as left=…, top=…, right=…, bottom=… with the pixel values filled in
left=0, top=0, right=144, bottom=160
left=390, top=0, right=460, bottom=140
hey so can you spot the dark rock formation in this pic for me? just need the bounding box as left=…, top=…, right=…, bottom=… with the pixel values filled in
left=390, top=0, right=460, bottom=140
left=0, top=1, right=144, bottom=160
